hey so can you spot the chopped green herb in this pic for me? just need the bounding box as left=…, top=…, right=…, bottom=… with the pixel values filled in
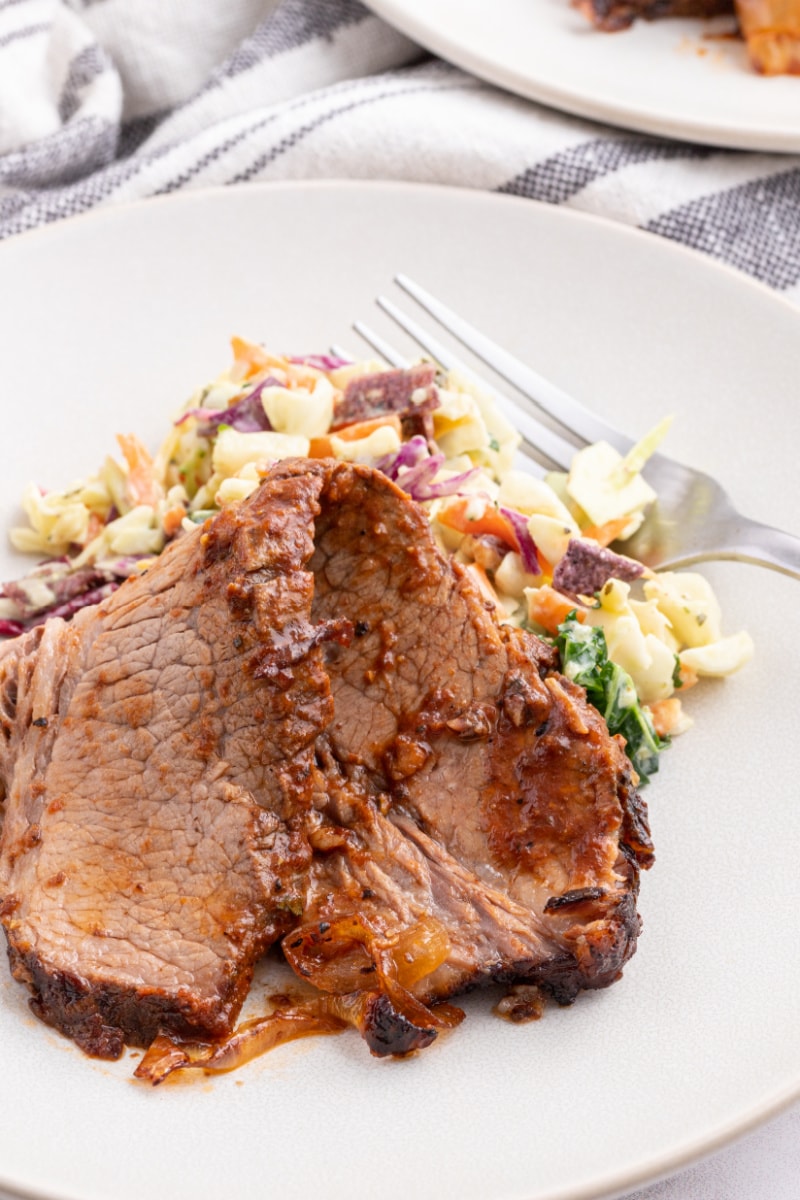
left=672, top=654, right=683, bottom=689
left=489, top=437, right=500, bottom=452
left=556, top=613, right=666, bottom=784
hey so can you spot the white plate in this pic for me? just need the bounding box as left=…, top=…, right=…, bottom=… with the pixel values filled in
left=0, top=182, right=798, bottom=1200
left=366, top=0, right=800, bottom=151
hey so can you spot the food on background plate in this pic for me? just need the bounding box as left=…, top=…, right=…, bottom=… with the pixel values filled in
left=0, top=340, right=752, bottom=1080
left=736, top=0, right=800, bottom=72
left=576, top=0, right=731, bottom=32
left=575, top=0, right=800, bottom=75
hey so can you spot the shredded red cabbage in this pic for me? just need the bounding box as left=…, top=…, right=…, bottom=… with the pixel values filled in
left=499, top=508, right=541, bottom=575
left=552, top=539, right=644, bottom=597
left=377, top=440, right=480, bottom=502
left=42, top=583, right=121, bottom=623
left=3, top=563, right=109, bottom=617
left=0, top=583, right=122, bottom=639
left=289, top=354, right=351, bottom=371
left=177, top=378, right=280, bottom=435
left=0, top=556, right=149, bottom=638
left=375, top=435, right=429, bottom=480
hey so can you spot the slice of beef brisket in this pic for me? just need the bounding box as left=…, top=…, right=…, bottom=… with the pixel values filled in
left=0, top=458, right=653, bottom=1066
left=289, top=462, right=652, bottom=1042
left=0, top=468, right=336, bottom=1058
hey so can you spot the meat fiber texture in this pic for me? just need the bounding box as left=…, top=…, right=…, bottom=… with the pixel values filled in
left=0, top=460, right=653, bottom=1062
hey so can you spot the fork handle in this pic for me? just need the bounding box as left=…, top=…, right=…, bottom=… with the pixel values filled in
left=717, top=517, right=800, bottom=581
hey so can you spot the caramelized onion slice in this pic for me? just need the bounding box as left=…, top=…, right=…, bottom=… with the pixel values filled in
left=136, top=911, right=467, bottom=1083
left=134, top=1006, right=347, bottom=1085
left=390, top=916, right=451, bottom=987
left=283, top=912, right=451, bottom=995
left=282, top=911, right=463, bottom=1041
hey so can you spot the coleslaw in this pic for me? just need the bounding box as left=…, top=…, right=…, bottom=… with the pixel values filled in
left=2, top=336, right=754, bottom=780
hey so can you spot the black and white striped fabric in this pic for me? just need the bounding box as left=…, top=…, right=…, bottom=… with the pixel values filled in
left=1, top=0, right=799, bottom=306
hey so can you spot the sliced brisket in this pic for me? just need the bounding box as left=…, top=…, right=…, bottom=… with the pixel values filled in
left=0, top=468, right=335, bottom=1057
left=0, top=459, right=653, bottom=1066
left=295, top=462, right=652, bottom=1035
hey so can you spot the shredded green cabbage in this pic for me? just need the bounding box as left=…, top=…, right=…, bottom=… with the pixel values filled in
left=556, top=612, right=666, bottom=784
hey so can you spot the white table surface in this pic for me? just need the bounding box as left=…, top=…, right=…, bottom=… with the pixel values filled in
left=627, top=1102, right=799, bottom=1199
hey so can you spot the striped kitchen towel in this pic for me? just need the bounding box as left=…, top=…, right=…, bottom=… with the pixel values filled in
left=1, top=0, right=799, bottom=306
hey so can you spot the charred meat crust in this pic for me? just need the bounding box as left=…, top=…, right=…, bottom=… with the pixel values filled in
left=5, top=942, right=253, bottom=1058
left=355, top=991, right=438, bottom=1057
left=0, top=458, right=653, bottom=1061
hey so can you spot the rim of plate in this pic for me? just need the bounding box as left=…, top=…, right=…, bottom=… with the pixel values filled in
left=363, top=0, right=800, bottom=152
left=3, top=1088, right=797, bottom=1200
left=2, top=179, right=797, bottom=323
left=0, top=179, right=797, bottom=1200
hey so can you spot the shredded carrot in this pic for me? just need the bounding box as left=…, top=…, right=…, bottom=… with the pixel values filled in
left=85, top=512, right=104, bottom=543
left=676, top=662, right=698, bottom=690
left=465, top=562, right=500, bottom=606
left=117, top=433, right=163, bottom=508
left=536, top=552, right=555, bottom=582
left=649, top=697, right=684, bottom=738
left=581, top=517, right=630, bottom=548
left=309, top=415, right=403, bottom=459
left=230, top=336, right=275, bottom=382
left=308, top=437, right=334, bottom=459
left=437, top=497, right=519, bottom=552
left=334, top=415, right=402, bottom=441
left=162, top=506, right=187, bottom=538
left=526, top=585, right=586, bottom=635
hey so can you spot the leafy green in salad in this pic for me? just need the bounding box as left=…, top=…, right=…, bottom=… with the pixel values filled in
left=556, top=613, right=666, bottom=784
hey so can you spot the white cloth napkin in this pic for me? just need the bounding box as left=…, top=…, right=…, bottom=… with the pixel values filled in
left=0, top=3, right=797, bottom=1199
left=1, top=0, right=799, bottom=308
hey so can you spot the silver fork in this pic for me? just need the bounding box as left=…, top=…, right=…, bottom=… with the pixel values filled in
left=347, top=274, right=800, bottom=580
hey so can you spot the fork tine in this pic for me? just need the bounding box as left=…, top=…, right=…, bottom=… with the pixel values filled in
left=352, top=321, right=555, bottom=476
left=395, top=273, right=633, bottom=455
left=370, top=298, right=577, bottom=473
left=375, top=295, right=481, bottom=378
left=350, top=323, right=410, bottom=369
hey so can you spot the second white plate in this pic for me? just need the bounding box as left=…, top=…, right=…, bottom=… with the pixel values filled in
left=366, top=0, right=800, bottom=151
